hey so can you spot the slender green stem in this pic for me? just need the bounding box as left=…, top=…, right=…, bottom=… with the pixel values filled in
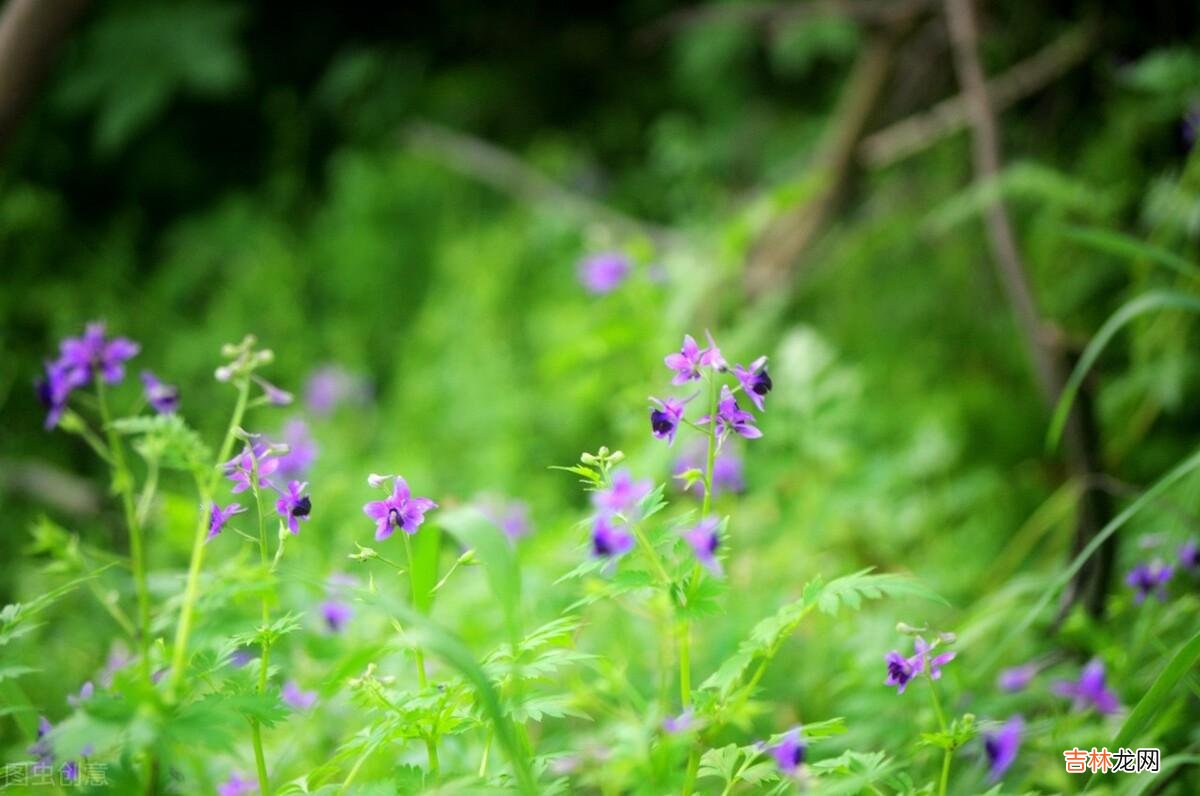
left=136, top=458, right=159, bottom=527
left=249, top=461, right=273, bottom=796
left=927, top=677, right=947, bottom=733
left=96, top=379, right=152, bottom=680
left=402, top=531, right=440, bottom=776
left=338, top=745, right=374, bottom=795
left=478, top=728, right=493, bottom=777
left=927, top=678, right=951, bottom=796
left=167, top=377, right=250, bottom=699
left=937, top=748, right=952, bottom=796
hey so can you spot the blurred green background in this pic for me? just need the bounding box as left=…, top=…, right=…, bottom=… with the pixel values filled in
left=3, top=0, right=1200, bottom=791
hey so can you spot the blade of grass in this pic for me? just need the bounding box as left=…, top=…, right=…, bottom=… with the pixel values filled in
left=1058, top=225, right=1200, bottom=283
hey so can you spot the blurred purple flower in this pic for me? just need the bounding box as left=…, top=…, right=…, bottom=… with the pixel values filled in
left=274, top=480, right=312, bottom=535
left=230, top=649, right=255, bottom=668
left=732, top=356, right=772, bottom=411
left=591, top=515, right=633, bottom=559
left=984, top=716, right=1023, bottom=782
left=649, top=396, right=689, bottom=446
left=884, top=650, right=918, bottom=694
left=592, top=469, right=651, bottom=515
left=578, top=252, right=630, bottom=294
left=1178, top=539, right=1197, bottom=572
left=997, top=663, right=1037, bottom=692
left=674, top=444, right=745, bottom=498
left=274, top=419, right=317, bottom=479
left=304, top=364, right=369, bottom=415
left=29, top=716, right=53, bottom=766
left=61, top=761, right=79, bottom=782
left=282, top=680, right=317, bottom=710
left=320, top=599, right=353, bottom=633
left=207, top=502, right=246, bottom=541
left=363, top=477, right=437, bottom=540
left=223, top=442, right=279, bottom=494
left=481, top=497, right=532, bottom=541
left=140, top=370, right=180, bottom=414
left=682, top=517, right=722, bottom=575
left=253, top=376, right=293, bottom=406
left=67, top=681, right=94, bottom=708
left=1125, top=561, right=1173, bottom=603
left=35, top=359, right=86, bottom=429
left=59, top=322, right=140, bottom=386
left=662, top=710, right=694, bottom=734
left=99, top=643, right=131, bottom=687
left=665, top=332, right=723, bottom=385
left=219, top=772, right=258, bottom=796
left=699, top=386, right=762, bottom=440
left=768, top=727, right=806, bottom=775
left=914, top=636, right=956, bottom=680
left=1053, top=659, right=1119, bottom=714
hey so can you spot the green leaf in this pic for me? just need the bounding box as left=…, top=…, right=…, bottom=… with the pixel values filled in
left=1058, top=225, right=1200, bottom=282
left=410, top=524, right=443, bottom=615
left=110, top=413, right=211, bottom=472
left=439, top=507, right=522, bottom=640
left=1047, top=291, right=1200, bottom=450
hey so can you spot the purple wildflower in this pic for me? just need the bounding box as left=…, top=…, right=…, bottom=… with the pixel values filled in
left=681, top=517, right=722, bottom=575
left=207, top=502, right=246, bottom=541
left=592, top=469, right=651, bottom=515
left=1180, top=539, right=1198, bottom=571
left=281, top=680, right=317, bottom=710
left=768, top=727, right=806, bottom=776
left=1053, top=659, right=1120, bottom=714
left=481, top=497, right=533, bottom=541
left=99, top=643, right=131, bottom=687
left=140, top=370, right=180, bottom=414
left=699, top=386, right=762, bottom=440
left=591, top=515, right=633, bottom=558
left=649, top=396, right=689, bottom=446
left=664, top=333, right=722, bottom=385
left=253, top=375, right=293, bottom=406
left=67, top=681, right=94, bottom=708
left=62, top=760, right=79, bottom=782
left=1125, top=561, right=1173, bottom=603
left=913, top=636, right=956, bottom=680
left=29, top=716, right=53, bottom=766
left=320, top=599, right=353, bottom=633
left=274, top=480, right=312, bottom=535
left=58, top=322, right=140, bottom=386
left=35, top=359, right=86, bottom=429
left=663, top=710, right=694, bottom=734
left=578, top=252, right=631, bottom=294
left=363, top=477, right=438, bottom=541
left=305, top=365, right=352, bottom=415
left=230, top=649, right=255, bottom=668
left=997, top=663, right=1037, bottom=692
left=732, top=356, right=772, bottom=411
left=223, top=443, right=279, bottom=494
left=674, top=444, right=745, bottom=498
left=984, top=716, right=1023, bottom=782
left=218, top=772, right=258, bottom=796
left=884, top=650, right=918, bottom=694
left=275, top=419, right=317, bottom=479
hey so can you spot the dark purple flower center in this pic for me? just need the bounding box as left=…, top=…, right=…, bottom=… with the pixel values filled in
left=651, top=410, right=674, bottom=435
left=593, top=531, right=616, bottom=557
left=790, top=743, right=806, bottom=766
left=387, top=506, right=404, bottom=529
left=888, top=658, right=912, bottom=684
left=36, top=377, right=53, bottom=408
left=752, top=368, right=773, bottom=395
left=703, top=531, right=719, bottom=554
left=984, top=736, right=1001, bottom=763
left=292, top=495, right=311, bottom=518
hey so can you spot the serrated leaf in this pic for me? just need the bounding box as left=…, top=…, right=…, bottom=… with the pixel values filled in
left=111, top=413, right=211, bottom=471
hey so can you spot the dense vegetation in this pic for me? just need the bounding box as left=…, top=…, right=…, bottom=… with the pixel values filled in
left=2, top=1, right=1200, bottom=793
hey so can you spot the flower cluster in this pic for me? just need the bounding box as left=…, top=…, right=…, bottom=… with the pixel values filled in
left=36, top=322, right=141, bottom=428
left=884, top=635, right=956, bottom=694
left=209, top=435, right=313, bottom=542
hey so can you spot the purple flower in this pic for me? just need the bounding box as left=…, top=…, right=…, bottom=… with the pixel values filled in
left=649, top=396, right=689, bottom=446
left=281, top=680, right=317, bottom=710
left=274, top=480, right=312, bottom=535
left=35, top=358, right=86, bottom=429
left=230, top=649, right=255, bottom=668
left=223, top=443, right=279, bottom=494
left=58, top=322, right=140, bottom=386
left=768, top=727, right=806, bottom=775
left=29, top=716, right=53, bottom=766
left=673, top=444, right=745, bottom=498
left=274, top=419, right=317, bottom=479
left=663, top=710, right=694, bottom=734
left=884, top=650, right=918, bottom=693
left=219, top=772, right=258, bottom=796
left=481, top=497, right=533, bottom=541
left=1125, top=561, right=1173, bottom=603
left=363, top=477, right=438, bottom=540
left=664, top=333, right=723, bottom=385
left=1180, top=539, right=1198, bottom=571
left=997, top=663, right=1037, bottom=692
left=253, top=376, right=293, bottom=406
left=67, top=681, right=94, bottom=708
left=320, top=599, right=353, bottom=633
left=578, top=252, right=631, bottom=294
left=681, top=517, right=722, bottom=575
left=99, top=643, right=131, bottom=687
left=140, top=370, right=180, bottom=414
left=304, top=364, right=370, bottom=415
left=592, top=469, right=652, bottom=515
left=732, top=356, right=772, bottom=411
left=913, top=636, right=956, bottom=680
left=207, top=502, right=246, bottom=541
left=62, top=760, right=79, bottom=782
left=591, top=515, right=633, bottom=558
left=1053, top=659, right=1120, bottom=714
left=699, top=386, right=762, bottom=440
left=983, top=716, right=1023, bottom=782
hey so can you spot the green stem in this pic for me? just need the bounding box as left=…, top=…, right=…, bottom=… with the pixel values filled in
left=250, top=462, right=273, bottom=796
left=402, top=531, right=440, bottom=777
left=338, top=745, right=374, bottom=795
left=167, top=377, right=250, bottom=699
left=937, top=749, right=952, bottom=796
left=96, top=379, right=152, bottom=680
left=927, top=678, right=951, bottom=796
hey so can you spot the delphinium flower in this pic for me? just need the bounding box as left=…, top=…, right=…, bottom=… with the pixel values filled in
left=223, top=442, right=279, bottom=494
left=592, top=468, right=651, bottom=516
left=253, top=375, right=293, bottom=406
left=140, top=370, right=180, bottom=414
left=983, top=716, right=1023, bottom=782
left=997, top=663, right=1037, bottom=692
left=281, top=680, right=317, bottom=710
left=230, top=649, right=255, bottom=668
left=58, top=321, right=140, bottom=386
left=681, top=517, right=722, bottom=575
left=362, top=475, right=438, bottom=540
left=732, top=356, right=773, bottom=411
left=1180, top=539, right=1198, bottom=571
left=207, top=502, right=246, bottom=541
left=767, top=727, right=806, bottom=776
left=649, top=396, right=690, bottom=446
left=664, top=333, right=723, bottom=385
left=481, top=496, right=533, bottom=541
left=1125, top=560, right=1173, bottom=603
left=699, top=386, right=762, bottom=440
left=35, top=359, right=86, bottom=429
left=320, top=599, right=354, bottom=633
left=99, top=643, right=131, bottom=687
left=29, top=716, right=53, bottom=767
left=884, top=650, right=919, bottom=694
left=67, top=681, right=94, bottom=708
left=304, top=364, right=370, bottom=415
left=274, top=480, right=312, bottom=535
left=578, top=251, right=631, bottom=295
left=218, top=772, right=258, bottom=796
left=673, top=444, right=745, bottom=498
left=662, top=709, right=694, bottom=734
left=274, top=419, right=317, bottom=479
left=885, top=636, right=954, bottom=693
left=1053, top=659, right=1119, bottom=714
left=591, top=515, right=633, bottom=559
left=913, top=636, right=956, bottom=680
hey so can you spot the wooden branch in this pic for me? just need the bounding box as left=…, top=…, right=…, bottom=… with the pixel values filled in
left=942, top=0, right=1112, bottom=619
left=404, top=120, right=681, bottom=246
left=859, top=23, right=1094, bottom=168
left=0, top=0, right=91, bottom=155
